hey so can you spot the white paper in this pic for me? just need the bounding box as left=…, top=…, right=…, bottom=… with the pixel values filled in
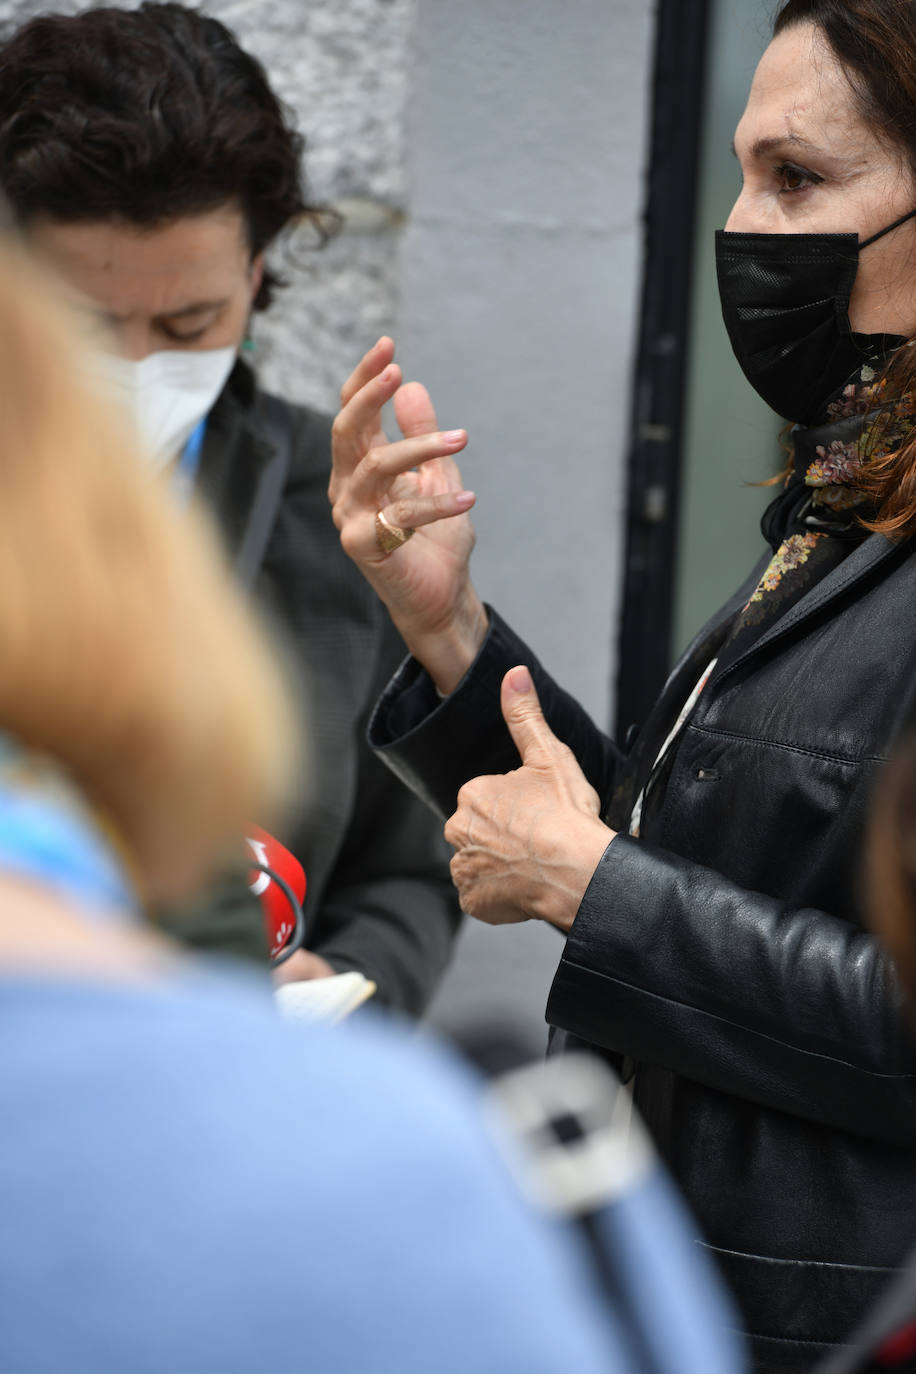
left=274, top=971, right=376, bottom=1026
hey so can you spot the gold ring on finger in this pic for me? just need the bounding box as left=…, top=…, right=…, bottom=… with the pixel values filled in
left=375, top=509, right=415, bottom=554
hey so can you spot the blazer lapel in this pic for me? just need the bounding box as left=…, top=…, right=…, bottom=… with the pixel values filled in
left=197, top=369, right=290, bottom=590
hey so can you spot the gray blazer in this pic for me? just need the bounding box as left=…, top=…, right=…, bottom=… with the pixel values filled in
left=174, top=362, right=461, bottom=1014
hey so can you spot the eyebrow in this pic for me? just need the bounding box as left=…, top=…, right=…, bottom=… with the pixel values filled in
left=93, top=298, right=229, bottom=325
left=731, top=133, right=825, bottom=160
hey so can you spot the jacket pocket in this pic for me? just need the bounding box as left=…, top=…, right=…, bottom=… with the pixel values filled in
left=699, top=1240, right=897, bottom=1365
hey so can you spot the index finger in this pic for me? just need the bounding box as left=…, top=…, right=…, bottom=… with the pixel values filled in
left=340, top=336, right=396, bottom=409
left=332, top=360, right=402, bottom=474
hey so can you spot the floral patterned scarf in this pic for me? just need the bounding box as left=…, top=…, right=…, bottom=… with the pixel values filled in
left=717, top=359, right=910, bottom=668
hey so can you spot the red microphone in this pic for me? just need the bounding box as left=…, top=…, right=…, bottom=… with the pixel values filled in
left=245, top=826, right=306, bottom=960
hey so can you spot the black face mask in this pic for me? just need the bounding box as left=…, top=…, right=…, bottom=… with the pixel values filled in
left=715, top=208, right=916, bottom=425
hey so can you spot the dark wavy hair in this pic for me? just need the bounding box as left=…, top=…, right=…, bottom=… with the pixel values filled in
left=0, top=2, right=332, bottom=309
left=773, top=0, right=916, bottom=538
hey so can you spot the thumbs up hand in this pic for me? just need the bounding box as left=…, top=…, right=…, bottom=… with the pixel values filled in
left=444, top=667, right=615, bottom=931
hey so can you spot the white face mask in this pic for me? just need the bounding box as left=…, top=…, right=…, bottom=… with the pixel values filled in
left=92, top=346, right=237, bottom=470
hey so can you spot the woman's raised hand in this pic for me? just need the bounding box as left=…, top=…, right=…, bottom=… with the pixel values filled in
left=329, top=338, right=489, bottom=694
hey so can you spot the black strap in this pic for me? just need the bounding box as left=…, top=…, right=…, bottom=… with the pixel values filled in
left=233, top=393, right=291, bottom=590
left=860, top=206, right=916, bottom=249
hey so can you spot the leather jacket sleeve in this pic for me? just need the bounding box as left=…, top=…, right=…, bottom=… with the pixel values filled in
left=371, top=609, right=916, bottom=1144
left=371, top=607, right=627, bottom=816
left=549, top=836, right=916, bottom=1148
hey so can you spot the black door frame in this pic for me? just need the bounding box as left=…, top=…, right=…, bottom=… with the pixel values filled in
left=614, top=0, right=710, bottom=741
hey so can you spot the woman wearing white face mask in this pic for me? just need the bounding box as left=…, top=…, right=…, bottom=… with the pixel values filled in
left=93, top=346, right=239, bottom=476
left=0, top=2, right=462, bottom=1012
left=328, top=0, right=916, bottom=1368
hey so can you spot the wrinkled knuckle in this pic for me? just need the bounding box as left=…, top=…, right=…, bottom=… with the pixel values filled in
left=328, top=475, right=346, bottom=512
left=338, top=523, right=361, bottom=558
left=390, top=500, right=414, bottom=528
left=362, top=447, right=384, bottom=482
left=458, top=889, right=479, bottom=919
left=330, top=412, right=348, bottom=446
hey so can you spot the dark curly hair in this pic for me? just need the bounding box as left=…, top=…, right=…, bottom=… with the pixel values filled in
left=0, top=2, right=331, bottom=309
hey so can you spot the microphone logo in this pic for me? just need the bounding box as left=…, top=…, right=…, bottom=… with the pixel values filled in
left=245, top=826, right=307, bottom=963
left=246, top=837, right=271, bottom=898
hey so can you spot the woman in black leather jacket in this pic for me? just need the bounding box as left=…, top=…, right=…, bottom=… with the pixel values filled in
left=329, top=1, right=916, bottom=1369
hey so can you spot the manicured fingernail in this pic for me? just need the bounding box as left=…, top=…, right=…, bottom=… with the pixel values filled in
left=508, top=666, right=532, bottom=694
left=455, top=490, right=475, bottom=509
left=442, top=429, right=466, bottom=443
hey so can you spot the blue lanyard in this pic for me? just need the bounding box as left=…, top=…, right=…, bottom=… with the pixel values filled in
left=172, top=416, right=208, bottom=505
left=0, top=785, right=136, bottom=920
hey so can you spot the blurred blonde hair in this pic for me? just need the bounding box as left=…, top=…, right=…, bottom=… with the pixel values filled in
left=0, top=239, right=296, bottom=901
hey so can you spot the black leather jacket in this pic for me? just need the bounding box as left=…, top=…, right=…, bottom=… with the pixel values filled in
left=370, top=530, right=916, bottom=1373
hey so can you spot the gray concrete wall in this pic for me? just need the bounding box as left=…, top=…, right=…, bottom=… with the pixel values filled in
left=406, top=0, right=655, bottom=1047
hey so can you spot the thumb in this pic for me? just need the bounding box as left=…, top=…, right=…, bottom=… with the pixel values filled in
left=394, top=380, right=440, bottom=438
left=500, top=666, right=561, bottom=768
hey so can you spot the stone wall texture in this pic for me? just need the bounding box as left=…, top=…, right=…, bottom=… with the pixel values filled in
left=0, top=0, right=412, bottom=412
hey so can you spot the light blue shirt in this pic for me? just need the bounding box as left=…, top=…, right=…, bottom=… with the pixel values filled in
left=0, top=969, right=630, bottom=1373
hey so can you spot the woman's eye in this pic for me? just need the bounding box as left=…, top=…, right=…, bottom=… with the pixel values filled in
left=164, top=325, right=210, bottom=343
left=775, top=162, right=823, bottom=194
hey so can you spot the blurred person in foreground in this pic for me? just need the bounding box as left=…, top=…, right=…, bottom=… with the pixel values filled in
left=813, top=741, right=916, bottom=1374
left=331, top=0, right=916, bottom=1367
left=0, top=240, right=747, bottom=1374
left=0, top=0, right=460, bottom=1010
